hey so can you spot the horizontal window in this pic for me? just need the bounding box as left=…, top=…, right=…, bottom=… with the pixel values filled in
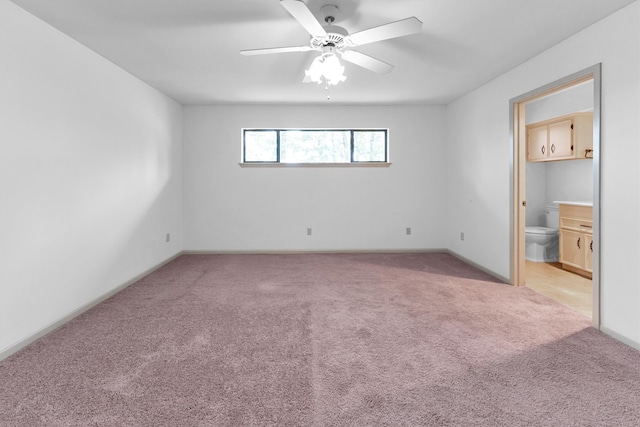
left=242, top=129, right=388, bottom=164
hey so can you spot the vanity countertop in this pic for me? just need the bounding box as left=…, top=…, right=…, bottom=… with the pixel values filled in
left=554, top=201, right=593, bottom=207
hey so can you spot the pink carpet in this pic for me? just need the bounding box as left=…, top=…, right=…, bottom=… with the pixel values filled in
left=1, top=253, right=640, bottom=426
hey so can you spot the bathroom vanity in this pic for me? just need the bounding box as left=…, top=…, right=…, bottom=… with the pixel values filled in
left=556, top=202, right=593, bottom=278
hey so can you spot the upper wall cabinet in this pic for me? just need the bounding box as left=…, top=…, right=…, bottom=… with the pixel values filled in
left=526, top=112, right=593, bottom=162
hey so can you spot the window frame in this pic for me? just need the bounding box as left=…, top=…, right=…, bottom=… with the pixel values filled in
left=241, top=128, right=389, bottom=166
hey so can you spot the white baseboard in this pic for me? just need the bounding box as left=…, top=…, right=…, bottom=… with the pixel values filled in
left=185, top=249, right=510, bottom=285
left=600, top=326, right=640, bottom=351
left=444, top=249, right=509, bottom=284
left=183, top=248, right=448, bottom=255
left=0, top=252, right=182, bottom=362
left=184, top=249, right=508, bottom=285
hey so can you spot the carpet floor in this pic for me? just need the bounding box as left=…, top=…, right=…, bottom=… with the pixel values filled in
left=1, top=253, right=640, bottom=426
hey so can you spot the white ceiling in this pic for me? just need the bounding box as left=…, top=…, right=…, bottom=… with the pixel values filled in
left=10, top=0, right=636, bottom=105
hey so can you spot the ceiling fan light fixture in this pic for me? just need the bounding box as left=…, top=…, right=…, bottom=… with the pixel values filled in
left=304, top=52, right=346, bottom=86
left=305, top=55, right=324, bottom=83
left=322, top=54, right=346, bottom=85
left=304, top=43, right=346, bottom=86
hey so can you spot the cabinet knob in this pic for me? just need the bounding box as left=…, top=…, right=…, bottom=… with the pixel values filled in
left=541, top=146, right=545, bottom=155
left=590, top=240, right=593, bottom=253
left=577, top=237, right=581, bottom=249
left=551, top=144, right=556, bottom=153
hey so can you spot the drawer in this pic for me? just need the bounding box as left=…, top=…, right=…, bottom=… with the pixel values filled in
left=559, top=204, right=592, bottom=221
left=560, top=217, right=593, bottom=233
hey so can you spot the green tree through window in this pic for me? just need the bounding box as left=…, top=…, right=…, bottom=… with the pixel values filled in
left=243, top=129, right=388, bottom=164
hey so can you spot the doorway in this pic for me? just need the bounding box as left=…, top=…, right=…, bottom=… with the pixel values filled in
left=509, top=64, right=601, bottom=328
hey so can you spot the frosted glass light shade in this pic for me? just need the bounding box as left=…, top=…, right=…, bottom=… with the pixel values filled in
left=304, top=53, right=346, bottom=86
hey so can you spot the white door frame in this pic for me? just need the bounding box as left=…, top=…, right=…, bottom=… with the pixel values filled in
left=509, top=64, right=602, bottom=328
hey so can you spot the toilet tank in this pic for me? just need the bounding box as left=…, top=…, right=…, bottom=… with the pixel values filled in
left=545, top=205, right=559, bottom=229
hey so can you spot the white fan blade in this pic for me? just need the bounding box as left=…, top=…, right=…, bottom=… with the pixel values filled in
left=341, top=50, right=394, bottom=74
left=346, top=17, right=422, bottom=46
left=240, top=46, right=313, bottom=56
left=280, top=0, right=327, bottom=36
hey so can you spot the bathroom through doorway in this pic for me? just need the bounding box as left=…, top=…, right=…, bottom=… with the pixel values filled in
left=510, top=65, right=601, bottom=327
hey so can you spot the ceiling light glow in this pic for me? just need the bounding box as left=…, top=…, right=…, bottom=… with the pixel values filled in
left=304, top=51, right=346, bottom=86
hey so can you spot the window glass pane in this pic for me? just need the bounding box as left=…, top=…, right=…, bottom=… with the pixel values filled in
left=244, top=130, right=277, bottom=162
left=353, top=131, right=386, bottom=162
left=280, top=130, right=350, bottom=163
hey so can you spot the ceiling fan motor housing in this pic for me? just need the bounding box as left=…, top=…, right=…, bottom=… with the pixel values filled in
left=307, top=4, right=348, bottom=49
left=311, top=25, right=348, bottom=50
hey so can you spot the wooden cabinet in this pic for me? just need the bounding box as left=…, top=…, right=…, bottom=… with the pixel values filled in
left=558, top=204, right=593, bottom=278
left=527, top=125, right=548, bottom=161
left=585, top=234, right=594, bottom=272
left=526, top=112, right=593, bottom=162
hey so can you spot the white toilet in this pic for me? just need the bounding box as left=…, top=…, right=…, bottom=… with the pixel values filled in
left=525, top=204, right=559, bottom=262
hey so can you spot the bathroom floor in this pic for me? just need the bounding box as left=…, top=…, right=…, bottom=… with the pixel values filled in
left=525, top=260, right=592, bottom=318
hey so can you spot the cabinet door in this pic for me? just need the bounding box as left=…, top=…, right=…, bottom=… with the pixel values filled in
left=527, top=125, right=548, bottom=161
left=560, top=229, right=585, bottom=269
left=548, top=119, right=573, bottom=158
left=585, top=235, right=593, bottom=273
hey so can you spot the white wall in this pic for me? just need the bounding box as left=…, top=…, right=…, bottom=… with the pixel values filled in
left=525, top=81, right=594, bottom=124
left=446, top=2, right=640, bottom=345
left=545, top=160, right=593, bottom=203
left=525, top=162, right=549, bottom=226
left=0, top=1, right=183, bottom=355
left=526, top=160, right=593, bottom=226
left=183, top=105, right=446, bottom=252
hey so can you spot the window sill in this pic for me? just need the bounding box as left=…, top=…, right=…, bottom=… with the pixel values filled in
left=239, top=162, right=391, bottom=168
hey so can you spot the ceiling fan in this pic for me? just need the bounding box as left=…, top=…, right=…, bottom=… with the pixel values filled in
left=240, top=0, right=422, bottom=86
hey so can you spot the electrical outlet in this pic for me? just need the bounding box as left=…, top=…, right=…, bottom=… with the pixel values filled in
left=460, top=232, right=464, bottom=241
left=307, top=228, right=312, bottom=236
left=166, top=233, right=171, bottom=243
left=406, top=227, right=412, bottom=235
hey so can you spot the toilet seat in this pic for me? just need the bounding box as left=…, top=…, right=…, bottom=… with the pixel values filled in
left=525, top=226, right=557, bottom=235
